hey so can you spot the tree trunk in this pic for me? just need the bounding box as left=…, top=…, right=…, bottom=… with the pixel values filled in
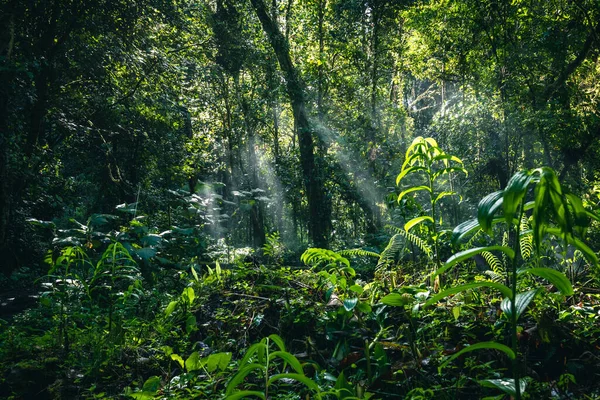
left=250, top=0, right=329, bottom=247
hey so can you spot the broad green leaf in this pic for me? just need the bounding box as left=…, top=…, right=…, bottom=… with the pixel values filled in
left=170, top=353, right=184, bottom=369
left=423, top=137, right=438, bottom=147
left=479, top=378, right=527, bottom=397
left=398, top=186, right=432, bottom=203
left=349, top=284, right=364, bottom=294
left=269, top=351, right=304, bottom=374
left=206, top=352, right=232, bottom=373
left=478, top=190, right=504, bottom=233
left=434, top=246, right=515, bottom=277
left=182, top=287, right=195, bottom=305
left=268, top=373, right=320, bottom=393
left=343, top=297, right=358, bottom=311
left=225, top=391, right=266, bottom=400
left=451, top=218, right=480, bottom=246
left=432, top=154, right=463, bottom=165
left=142, top=376, right=161, bottom=392
left=380, top=293, right=410, bottom=307
left=240, top=343, right=266, bottom=367
left=225, top=364, right=265, bottom=395
left=424, top=282, right=512, bottom=308
left=503, top=170, right=533, bottom=224
left=519, top=268, right=573, bottom=295
left=401, top=150, right=427, bottom=170
left=164, top=300, right=178, bottom=316
left=396, top=165, right=427, bottom=185
left=438, top=342, right=515, bottom=373
left=268, top=334, right=286, bottom=352
left=186, top=315, right=197, bottom=334
left=185, top=351, right=200, bottom=372
left=356, top=301, right=372, bottom=313
left=404, top=216, right=433, bottom=231
left=501, top=290, right=538, bottom=319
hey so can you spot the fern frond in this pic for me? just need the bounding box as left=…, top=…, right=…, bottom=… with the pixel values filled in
left=481, top=251, right=504, bottom=274
left=301, top=248, right=350, bottom=268
left=339, top=249, right=381, bottom=258
left=484, top=270, right=504, bottom=283
left=376, top=234, right=405, bottom=267
left=520, top=216, right=533, bottom=260
left=501, top=231, right=509, bottom=264
left=466, top=228, right=485, bottom=248
left=385, top=225, right=433, bottom=257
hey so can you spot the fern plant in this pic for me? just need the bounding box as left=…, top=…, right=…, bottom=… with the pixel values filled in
left=425, top=167, right=599, bottom=399
left=394, top=136, right=467, bottom=271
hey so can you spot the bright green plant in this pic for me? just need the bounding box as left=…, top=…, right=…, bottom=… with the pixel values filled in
left=425, top=167, right=599, bottom=399
left=224, top=334, right=321, bottom=399
left=395, top=136, right=467, bottom=270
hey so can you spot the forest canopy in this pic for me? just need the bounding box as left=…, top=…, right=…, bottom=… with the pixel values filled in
left=1, top=0, right=600, bottom=399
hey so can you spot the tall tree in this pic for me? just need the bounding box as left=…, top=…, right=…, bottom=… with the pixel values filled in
left=250, top=0, right=329, bottom=247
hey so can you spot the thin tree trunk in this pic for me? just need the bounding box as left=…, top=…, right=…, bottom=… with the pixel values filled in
left=251, top=0, right=329, bottom=247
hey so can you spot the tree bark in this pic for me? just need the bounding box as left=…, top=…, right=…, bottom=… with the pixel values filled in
left=250, top=0, right=329, bottom=247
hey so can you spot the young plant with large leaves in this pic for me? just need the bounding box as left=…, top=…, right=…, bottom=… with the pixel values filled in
left=429, top=167, right=599, bottom=399
left=395, top=136, right=467, bottom=270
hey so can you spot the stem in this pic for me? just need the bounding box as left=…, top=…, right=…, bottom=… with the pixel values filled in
left=364, top=339, right=372, bottom=384
left=511, top=205, right=525, bottom=400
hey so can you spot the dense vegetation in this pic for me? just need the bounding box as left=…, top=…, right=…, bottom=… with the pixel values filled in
left=1, top=0, right=600, bottom=398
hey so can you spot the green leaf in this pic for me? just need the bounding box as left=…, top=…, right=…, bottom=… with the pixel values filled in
left=240, top=343, right=266, bottom=367
left=356, top=301, right=372, bottom=313
left=432, top=166, right=468, bottom=181
left=479, top=378, right=527, bottom=397
left=226, top=364, right=265, bottom=395
left=501, top=290, right=538, bottom=319
left=477, top=190, right=504, bottom=234
left=269, top=351, right=304, bottom=374
left=380, top=293, right=410, bottom=307
left=451, top=218, right=480, bottom=246
left=503, top=170, right=533, bottom=224
left=432, top=154, right=464, bottom=165
left=206, top=352, right=232, bottom=373
left=396, top=165, right=427, bottom=185
left=170, top=353, right=184, bottom=369
left=142, top=376, right=161, bottom=392
left=349, top=284, right=364, bottom=294
left=182, top=287, right=195, bottom=305
left=424, top=282, right=512, bottom=308
left=225, top=391, right=266, bottom=400
left=434, top=246, right=515, bottom=277
left=129, top=392, right=155, bottom=400
left=519, top=268, right=573, bottom=295
left=164, top=300, right=178, bottom=316
left=268, top=334, right=286, bottom=352
left=404, top=216, right=434, bottom=231
left=343, top=297, right=358, bottom=311
left=397, top=185, right=432, bottom=203
left=185, top=351, right=201, bottom=372
left=435, top=191, right=460, bottom=203
left=267, top=373, right=320, bottom=393
left=438, top=342, right=515, bottom=373
left=186, top=315, right=197, bottom=334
